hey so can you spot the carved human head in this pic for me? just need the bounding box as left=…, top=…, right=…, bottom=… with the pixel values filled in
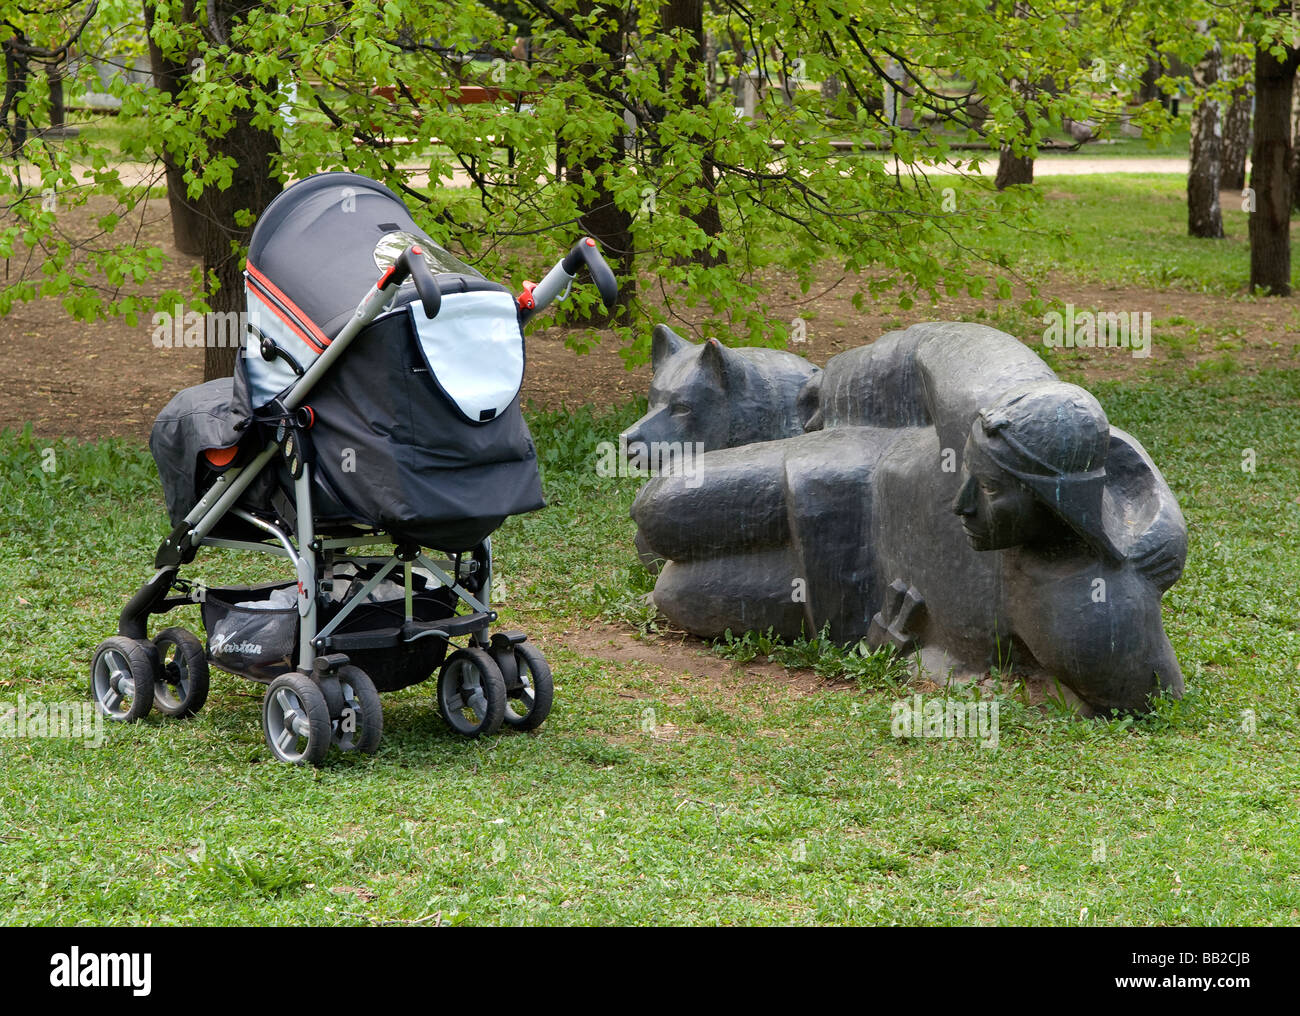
left=953, top=382, right=1122, bottom=560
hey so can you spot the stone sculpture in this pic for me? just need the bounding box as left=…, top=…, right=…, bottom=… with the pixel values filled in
left=622, top=321, right=1187, bottom=715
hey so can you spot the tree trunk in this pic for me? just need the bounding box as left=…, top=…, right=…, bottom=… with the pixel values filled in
left=1249, top=41, right=1300, bottom=295
left=1138, top=48, right=1161, bottom=104
left=199, top=105, right=280, bottom=379
left=139, top=0, right=281, bottom=378
left=2, top=36, right=29, bottom=157
left=1292, top=71, right=1300, bottom=212
left=47, top=63, right=65, bottom=128
left=996, top=19, right=1033, bottom=192
left=1188, top=29, right=1224, bottom=239
left=567, top=159, right=635, bottom=323
left=565, top=2, right=635, bottom=321
left=996, top=147, right=1033, bottom=189
left=198, top=1, right=282, bottom=378
left=142, top=2, right=205, bottom=257
left=1222, top=51, right=1252, bottom=191
left=661, top=0, right=725, bottom=267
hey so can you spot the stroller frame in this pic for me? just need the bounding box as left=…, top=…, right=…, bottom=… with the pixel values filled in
left=95, top=233, right=618, bottom=764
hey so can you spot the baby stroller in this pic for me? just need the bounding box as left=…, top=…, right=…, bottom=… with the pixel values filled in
left=90, top=171, right=617, bottom=764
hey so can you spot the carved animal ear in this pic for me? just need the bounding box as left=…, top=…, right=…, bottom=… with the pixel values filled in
left=651, top=324, right=691, bottom=372
left=699, top=337, right=733, bottom=384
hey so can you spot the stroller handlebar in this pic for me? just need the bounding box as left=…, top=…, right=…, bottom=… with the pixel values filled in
left=387, top=245, right=442, bottom=319
left=562, top=237, right=619, bottom=309
left=519, top=237, right=619, bottom=326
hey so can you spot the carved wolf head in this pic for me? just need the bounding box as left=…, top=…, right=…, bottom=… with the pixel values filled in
left=619, top=324, right=820, bottom=457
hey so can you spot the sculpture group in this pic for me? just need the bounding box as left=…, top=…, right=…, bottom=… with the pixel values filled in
left=622, top=322, right=1187, bottom=715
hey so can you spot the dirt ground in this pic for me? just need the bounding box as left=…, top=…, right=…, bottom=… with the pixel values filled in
left=560, top=621, right=831, bottom=696
left=3, top=193, right=1299, bottom=442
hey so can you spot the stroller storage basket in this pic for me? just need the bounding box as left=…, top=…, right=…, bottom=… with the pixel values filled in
left=202, top=580, right=460, bottom=690
left=201, top=584, right=299, bottom=682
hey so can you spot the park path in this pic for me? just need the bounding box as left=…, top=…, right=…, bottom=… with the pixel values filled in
left=963, top=156, right=1188, bottom=176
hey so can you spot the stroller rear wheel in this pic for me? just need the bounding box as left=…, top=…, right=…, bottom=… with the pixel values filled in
left=502, top=643, right=554, bottom=732
left=152, top=627, right=210, bottom=719
left=332, top=665, right=383, bottom=755
left=263, top=673, right=332, bottom=765
left=90, top=637, right=156, bottom=723
left=437, top=648, right=506, bottom=738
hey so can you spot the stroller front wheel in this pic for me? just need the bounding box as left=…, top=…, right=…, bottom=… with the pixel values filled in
left=333, top=665, right=383, bottom=755
left=262, top=673, right=332, bottom=765
left=90, top=636, right=156, bottom=723
left=437, top=648, right=506, bottom=738
left=152, top=627, right=210, bottom=719
left=502, top=643, right=554, bottom=732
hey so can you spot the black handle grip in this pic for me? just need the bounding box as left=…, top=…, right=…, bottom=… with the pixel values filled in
left=561, top=237, right=619, bottom=309
left=390, top=244, right=442, bottom=319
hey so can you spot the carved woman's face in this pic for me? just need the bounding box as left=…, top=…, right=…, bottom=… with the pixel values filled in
left=952, top=437, right=1047, bottom=551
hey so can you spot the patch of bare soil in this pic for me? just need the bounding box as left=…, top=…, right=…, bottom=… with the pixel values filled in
left=0, top=196, right=205, bottom=442
left=558, top=621, right=831, bottom=699
left=557, top=621, right=1103, bottom=720
left=714, top=265, right=1300, bottom=383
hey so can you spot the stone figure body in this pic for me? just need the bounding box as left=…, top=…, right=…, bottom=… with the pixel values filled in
left=623, top=322, right=1187, bottom=714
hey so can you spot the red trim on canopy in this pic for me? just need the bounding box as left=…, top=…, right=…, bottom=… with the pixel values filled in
left=245, top=259, right=332, bottom=351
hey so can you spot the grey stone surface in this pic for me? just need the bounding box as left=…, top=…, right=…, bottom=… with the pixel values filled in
left=622, top=322, right=1187, bottom=715
left=622, top=323, right=821, bottom=453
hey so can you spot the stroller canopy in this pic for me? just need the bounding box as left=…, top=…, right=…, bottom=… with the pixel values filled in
left=247, top=172, right=478, bottom=342
left=240, top=172, right=527, bottom=418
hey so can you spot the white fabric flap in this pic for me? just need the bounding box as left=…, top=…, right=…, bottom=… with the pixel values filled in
left=244, top=282, right=323, bottom=407
left=409, top=291, right=524, bottom=423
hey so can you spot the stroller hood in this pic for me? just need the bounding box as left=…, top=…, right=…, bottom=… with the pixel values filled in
left=247, top=172, right=478, bottom=342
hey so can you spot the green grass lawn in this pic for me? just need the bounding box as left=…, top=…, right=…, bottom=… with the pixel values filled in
left=1, top=368, right=1298, bottom=926
left=3, top=172, right=1300, bottom=926
left=940, top=173, right=1268, bottom=297
left=1016, top=175, right=1264, bottom=294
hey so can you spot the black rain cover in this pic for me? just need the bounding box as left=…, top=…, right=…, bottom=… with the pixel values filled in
left=299, top=308, right=545, bottom=552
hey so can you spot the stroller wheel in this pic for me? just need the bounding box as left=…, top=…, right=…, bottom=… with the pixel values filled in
left=152, top=627, right=210, bottom=719
left=262, top=673, right=332, bottom=765
left=437, top=648, right=506, bottom=738
left=503, top=643, right=554, bottom=732
left=333, top=665, right=382, bottom=755
left=89, top=637, right=156, bottom=723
